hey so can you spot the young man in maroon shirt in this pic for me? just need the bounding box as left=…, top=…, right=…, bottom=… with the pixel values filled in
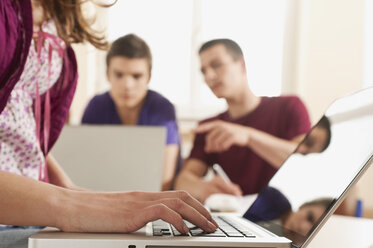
left=175, top=39, right=311, bottom=203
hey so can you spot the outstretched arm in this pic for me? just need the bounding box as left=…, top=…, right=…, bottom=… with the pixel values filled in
left=244, top=127, right=304, bottom=168
left=0, top=170, right=217, bottom=234
left=195, top=120, right=305, bottom=169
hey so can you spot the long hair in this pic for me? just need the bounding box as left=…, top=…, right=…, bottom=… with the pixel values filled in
left=40, top=0, right=116, bottom=50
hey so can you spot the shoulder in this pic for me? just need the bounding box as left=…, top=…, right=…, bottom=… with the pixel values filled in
left=82, top=92, right=114, bottom=123
left=147, top=90, right=174, bottom=107
left=88, top=91, right=112, bottom=106
left=0, top=0, right=33, bottom=113
left=271, top=95, right=311, bottom=136
left=265, top=95, right=304, bottom=105
left=264, top=95, right=307, bottom=113
left=139, top=90, right=178, bottom=124
left=145, top=90, right=176, bottom=113
left=280, top=95, right=304, bottom=104
left=279, top=95, right=308, bottom=113
left=84, top=92, right=114, bottom=114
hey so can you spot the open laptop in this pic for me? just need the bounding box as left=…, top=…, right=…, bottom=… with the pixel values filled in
left=29, top=87, right=373, bottom=248
left=51, top=125, right=166, bottom=192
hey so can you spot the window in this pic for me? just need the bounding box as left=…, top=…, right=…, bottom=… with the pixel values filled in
left=108, top=0, right=194, bottom=107
left=74, top=0, right=287, bottom=123
left=199, top=0, right=286, bottom=103
left=106, top=0, right=287, bottom=118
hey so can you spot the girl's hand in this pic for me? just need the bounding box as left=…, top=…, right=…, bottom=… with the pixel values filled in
left=58, top=190, right=218, bottom=234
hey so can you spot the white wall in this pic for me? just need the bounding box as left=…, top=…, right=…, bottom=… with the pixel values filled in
left=284, top=0, right=365, bottom=123
left=283, top=0, right=371, bottom=215
left=71, top=1, right=367, bottom=126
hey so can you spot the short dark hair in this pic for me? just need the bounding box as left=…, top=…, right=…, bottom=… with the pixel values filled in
left=300, top=197, right=334, bottom=210
left=198, top=38, right=244, bottom=60
left=316, top=115, right=332, bottom=152
left=106, top=34, right=152, bottom=73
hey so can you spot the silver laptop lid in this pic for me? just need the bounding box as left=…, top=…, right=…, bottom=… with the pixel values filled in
left=244, top=87, right=373, bottom=247
left=51, top=125, right=166, bottom=192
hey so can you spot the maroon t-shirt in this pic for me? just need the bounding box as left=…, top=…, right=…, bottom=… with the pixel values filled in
left=189, top=96, right=311, bottom=195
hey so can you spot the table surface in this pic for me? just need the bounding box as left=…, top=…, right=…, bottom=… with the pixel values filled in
left=307, top=215, right=373, bottom=248
left=27, top=209, right=373, bottom=248
left=232, top=194, right=373, bottom=248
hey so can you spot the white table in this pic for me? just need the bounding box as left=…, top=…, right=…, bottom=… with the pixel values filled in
left=307, top=215, right=373, bottom=248
left=209, top=194, right=373, bottom=247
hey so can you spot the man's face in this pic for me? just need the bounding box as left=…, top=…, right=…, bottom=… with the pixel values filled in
left=296, top=126, right=329, bottom=155
left=284, top=204, right=326, bottom=236
left=199, top=44, right=246, bottom=99
left=107, top=56, right=150, bottom=109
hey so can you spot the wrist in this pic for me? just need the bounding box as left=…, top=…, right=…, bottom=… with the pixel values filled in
left=46, top=186, right=70, bottom=229
left=245, top=127, right=252, bottom=147
left=199, top=180, right=213, bottom=203
left=50, top=187, right=81, bottom=231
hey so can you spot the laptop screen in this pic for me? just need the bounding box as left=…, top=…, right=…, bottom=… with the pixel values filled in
left=243, top=88, right=373, bottom=247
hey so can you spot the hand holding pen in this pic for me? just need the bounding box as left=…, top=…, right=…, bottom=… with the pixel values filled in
left=198, top=164, right=243, bottom=201
left=213, top=164, right=232, bottom=184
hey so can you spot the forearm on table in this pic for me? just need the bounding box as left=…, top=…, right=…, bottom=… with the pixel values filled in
left=247, top=128, right=300, bottom=168
left=0, top=170, right=67, bottom=228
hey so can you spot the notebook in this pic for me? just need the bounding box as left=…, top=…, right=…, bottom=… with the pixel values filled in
left=29, top=87, right=373, bottom=248
left=50, top=125, right=166, bottom=192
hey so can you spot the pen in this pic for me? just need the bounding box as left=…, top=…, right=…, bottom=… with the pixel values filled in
left=212, top=164, right=231, bottom=183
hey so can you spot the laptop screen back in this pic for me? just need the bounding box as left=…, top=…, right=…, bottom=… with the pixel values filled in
left=51, top=125, right=166, bottom=192
left=244, top=88, right=373, bottom=247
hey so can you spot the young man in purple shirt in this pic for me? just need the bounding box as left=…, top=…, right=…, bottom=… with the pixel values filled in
left=175, top=39, right=311, bottom=202
left=82, top=34, right=180, bottom=190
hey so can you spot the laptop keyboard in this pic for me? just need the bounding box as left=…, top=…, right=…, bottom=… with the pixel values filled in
left=152, top=216, right=256, bottom=238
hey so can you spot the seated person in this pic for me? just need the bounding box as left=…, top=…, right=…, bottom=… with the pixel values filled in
left=175, top=38, right=311, bottom=202
left=296, top=115, right=331, bottom=155
left=244, top=186, right=333, bottom=237
left=82, top=34, right=180, bottom=191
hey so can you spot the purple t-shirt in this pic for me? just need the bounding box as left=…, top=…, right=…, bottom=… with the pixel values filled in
left=82, top=90, right=180, bottom=145
left=189, top=96, right=311, bottom=195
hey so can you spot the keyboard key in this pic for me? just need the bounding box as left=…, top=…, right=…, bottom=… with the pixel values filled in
left=189, top=227, right=204, bottom=236
left=183, top=220, right=197, bottom=229
left=170, top=225, right=189, bottom=236
left=195, top=232, right=226, bottom=237
left=241, top=230, right=256, bottom=237
left=226, top=233, right=244, bottom=237
left=190, top=228, right=226, bottom=237
left=215, top=216, right=257, bottom=238
left=153, top=220, right=172, bottom=236
left=152, top=217, right=256, bottom=238
left=201, top=229, right=226, bottom=237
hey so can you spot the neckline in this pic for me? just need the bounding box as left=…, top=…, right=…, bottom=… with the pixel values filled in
left=224, top=97, right=266, bottom=122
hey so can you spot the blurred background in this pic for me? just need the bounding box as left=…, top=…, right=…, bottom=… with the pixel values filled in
left=69, top=0, right=373, bottom=217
